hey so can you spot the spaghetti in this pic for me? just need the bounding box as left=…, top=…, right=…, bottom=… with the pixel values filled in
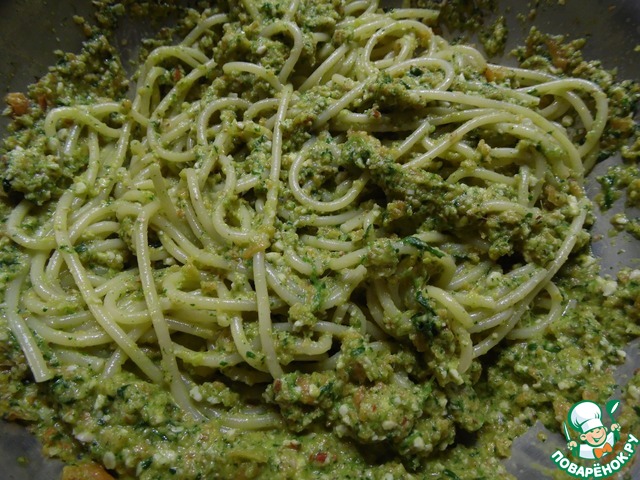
left=0, top=0, right=617, bottom=475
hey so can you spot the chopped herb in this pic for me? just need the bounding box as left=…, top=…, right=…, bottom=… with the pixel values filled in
left=403, top=236, right=445, bottom=258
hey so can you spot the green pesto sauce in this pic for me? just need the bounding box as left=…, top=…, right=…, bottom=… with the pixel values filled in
left=2, top=260, right=639, bottom=479
left=597, top=164, right=640, bottom=240
left=1, top=2, right=640, bottom=480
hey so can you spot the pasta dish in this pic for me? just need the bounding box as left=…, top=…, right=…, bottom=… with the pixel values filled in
left=1, top=0, right=638, bottom=478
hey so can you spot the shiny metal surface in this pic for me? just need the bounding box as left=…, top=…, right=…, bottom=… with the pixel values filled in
left=0, top=1, right=639, bottom=478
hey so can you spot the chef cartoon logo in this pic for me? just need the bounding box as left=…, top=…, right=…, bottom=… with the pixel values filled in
left=564, top=400, right=620, bottom=460
left=550, top=399, right=639, bottom=479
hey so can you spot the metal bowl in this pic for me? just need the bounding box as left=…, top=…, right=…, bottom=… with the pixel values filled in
left=1, top=1, right=639, bottom=478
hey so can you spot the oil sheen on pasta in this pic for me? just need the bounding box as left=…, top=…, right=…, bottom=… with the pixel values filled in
left=1, top=1, right=639, bottom=479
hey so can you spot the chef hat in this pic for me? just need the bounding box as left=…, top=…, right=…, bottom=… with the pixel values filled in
left=569, top=401, right=604, bottom=434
